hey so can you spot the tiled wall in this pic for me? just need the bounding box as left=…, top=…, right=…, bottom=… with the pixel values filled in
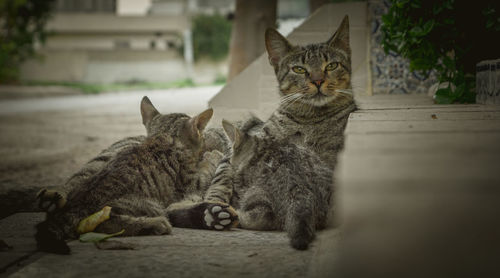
left=368, top=0, right=437, bottom=94
left=476, top=59, right=500, bottom=104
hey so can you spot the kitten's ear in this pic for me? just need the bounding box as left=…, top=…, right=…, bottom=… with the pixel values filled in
left=265, top=28, right=292, bottom=68
left=222, top=119, right=242, bottom=149
left=189, top=108, right=213, bottom=137
left=141, top=96, right=160, bottom=126
left=327, top=15, right=350, bottom=53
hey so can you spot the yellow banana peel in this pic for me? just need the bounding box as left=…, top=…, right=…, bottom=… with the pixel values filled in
left=77, top=206, right=112, bottom=234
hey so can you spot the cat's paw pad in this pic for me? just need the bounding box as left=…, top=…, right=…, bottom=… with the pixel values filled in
left=203, top=203, right=238, bottom=230
left=140, top=217, right=172, bottom=235
left=36, top=188, right=67, bottom=213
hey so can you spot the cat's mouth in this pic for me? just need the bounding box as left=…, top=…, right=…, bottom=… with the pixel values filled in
left=302, top=91, right=337, bottom=106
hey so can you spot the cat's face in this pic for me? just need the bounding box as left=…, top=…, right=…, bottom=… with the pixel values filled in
left=265, top=16, right=352, bottom=107
left=140, top=96, right=213, bottom=151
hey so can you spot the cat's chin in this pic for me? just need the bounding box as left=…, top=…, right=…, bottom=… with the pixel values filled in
left=301, top=93, right=337, bottom=107
left=302, top=93, right=336, bottom=107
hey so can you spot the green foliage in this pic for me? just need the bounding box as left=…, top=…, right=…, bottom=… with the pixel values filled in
left=0, top=0, right=55, bottom=83
left=381, top=0, right=499, bottom=104
left=192, top=14, right=231, bottom=61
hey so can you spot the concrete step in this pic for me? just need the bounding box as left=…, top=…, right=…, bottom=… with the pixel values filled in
left=324, top=95, right=500, bottom=277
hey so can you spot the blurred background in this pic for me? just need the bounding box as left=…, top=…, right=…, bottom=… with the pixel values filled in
left=1, top=0, right=324, bottom=91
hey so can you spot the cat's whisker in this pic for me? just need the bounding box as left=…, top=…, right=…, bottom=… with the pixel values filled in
left=335, top=89, right=354, bottom=96
left=280, top=93, right=301, bottom=105
left=280, top=96, right=298, bottom=107
left=281, top=95, right=303, bottom=110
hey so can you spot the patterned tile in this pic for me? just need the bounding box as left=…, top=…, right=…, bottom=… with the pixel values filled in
left=368, top=0, right=437, bottom=95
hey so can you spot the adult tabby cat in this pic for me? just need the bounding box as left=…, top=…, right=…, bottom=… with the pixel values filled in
left=35, top=97, right=237, bottom=254
left=206, top=16, right=356, bottom=170
left=181, top=16, right=355, bottom=250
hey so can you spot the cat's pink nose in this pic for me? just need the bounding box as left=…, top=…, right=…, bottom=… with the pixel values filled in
left=312, top=80, right=324, bottom=87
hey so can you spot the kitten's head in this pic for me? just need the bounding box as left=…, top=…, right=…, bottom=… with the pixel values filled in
left=140, top=96, right=213, bottom=150
left=265, top=15, right=352, bottom=107
left=221, top=119, right=258, bottom=166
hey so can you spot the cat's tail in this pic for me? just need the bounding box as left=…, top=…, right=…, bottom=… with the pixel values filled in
left=35, top=217, right=72, bottom=255
left=285, top=189, right=316, bottom=250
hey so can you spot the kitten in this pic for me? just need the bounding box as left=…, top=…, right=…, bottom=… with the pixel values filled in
left=35, top=97, right=236, bottom=254
left=203, top=120, right=334, bottom=250
left=36, top=136, right=146, bottom=213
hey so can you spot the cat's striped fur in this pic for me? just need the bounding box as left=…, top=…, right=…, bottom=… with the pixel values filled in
left=259, top=15, right=356, bottom=169
left=197, top=16, right=355, bottom=250
left=205, top=16, right=355, bottom=169
left=37, top=136, right=146, bottom=212
left=204, top=120, right=333, bottom=250
left=35, top=97, right=220, bottom=254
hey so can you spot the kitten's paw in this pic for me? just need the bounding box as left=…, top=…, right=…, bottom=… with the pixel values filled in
left=203, top=203, right=238, bottom=231
left=36, top=188, right=67, bottom=213
left=290, top=237, right=311, bottom=250
left=140, top=216, right=172, bottom=235
left=203, top=150, right=224, bottom=167
left=290, top=232, right=315, bottom=250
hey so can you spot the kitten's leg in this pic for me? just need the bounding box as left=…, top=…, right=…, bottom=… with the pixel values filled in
left=167, top=194, right=238, bottom=230
left=94, top=196, right=172, bottom=236
left=285, top=187, right=316, bottom=250
left=238, top=188, right=277, bottom=231
left=168, top=158, right=238, bottom=230
left=196, top=150, right=224, bottom=190
left=204, top=157, right=234, bottom=204
left=95, top=214, right=172, bottom=236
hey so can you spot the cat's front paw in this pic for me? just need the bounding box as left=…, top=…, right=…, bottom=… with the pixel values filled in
left=203, top=203, right=238, bottom=230
left=203, top=150, right=224, bottom=167
left=36, top=188, right=67, bottom=213
left=139, top=216, right=172, bottom=235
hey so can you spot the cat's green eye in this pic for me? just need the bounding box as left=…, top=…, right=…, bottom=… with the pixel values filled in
left=325, top=62, right=339, bottom=71
left=292, top=66, right=307, bottom=74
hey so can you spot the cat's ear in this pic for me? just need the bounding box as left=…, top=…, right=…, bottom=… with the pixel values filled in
left=222, top=119, right=242, bottom=149
left=189, top=108, right=213, bottom=137
left=327, top=15, right=350, bottom=53
left=141, top=96, right=160, bottom=126
left=265, top=28, right=292, bottom=68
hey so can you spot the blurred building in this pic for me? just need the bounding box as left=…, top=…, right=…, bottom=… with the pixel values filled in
left=21, top=0, right=233, bottom=84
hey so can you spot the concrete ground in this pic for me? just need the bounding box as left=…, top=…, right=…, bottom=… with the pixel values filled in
left=0, top=87, right=337, bottom=277
left=330, top=95, right=500, bottom=277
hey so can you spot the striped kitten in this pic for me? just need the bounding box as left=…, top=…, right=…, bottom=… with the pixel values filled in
left=35, top=97, right=236, bottom=254
left=203, top=120, right=334, bottom=250
left=36, top=136, right=146, bottom=213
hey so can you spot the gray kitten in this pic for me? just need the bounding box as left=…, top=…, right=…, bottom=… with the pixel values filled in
left=203, top=120, right=333, bottom=250
left=35, top=97, right=236, bottom=254
left=36, top=136, right=146, bottom=212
